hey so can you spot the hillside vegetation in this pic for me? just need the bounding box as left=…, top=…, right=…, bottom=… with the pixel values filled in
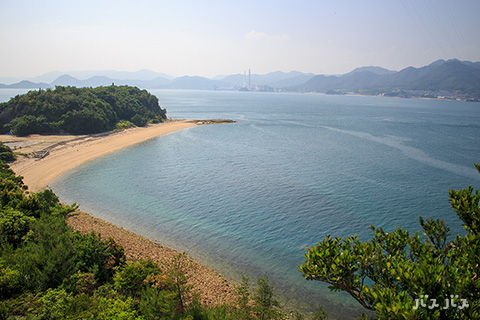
left=0, top=86, right=167, bottom=136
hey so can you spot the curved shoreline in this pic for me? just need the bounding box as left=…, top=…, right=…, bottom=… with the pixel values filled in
left=4, top=120, right=238, bottom=306
left=9, top=120, right=198, bottom=192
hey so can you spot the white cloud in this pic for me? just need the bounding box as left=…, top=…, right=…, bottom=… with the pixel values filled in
left=245, top=30, right=289, bottom=41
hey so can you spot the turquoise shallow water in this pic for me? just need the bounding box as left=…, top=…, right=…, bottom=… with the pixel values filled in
left=49, top=90, right=480, bottom=318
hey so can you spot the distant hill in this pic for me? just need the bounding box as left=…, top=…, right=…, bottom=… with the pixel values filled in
left=52, top=74, right=85, bottom=87
left=166, top=76, right=227, bottom=90
left=35, top=69, right=175, bottom=84
left=342, top=66, right=396, bottom=77
left=0, top=80, right=51, bottom=89
left=291, top=59, right=480, bottom=100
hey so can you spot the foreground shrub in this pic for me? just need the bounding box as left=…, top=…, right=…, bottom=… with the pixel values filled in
left=300, top=164, right=480, bottom=319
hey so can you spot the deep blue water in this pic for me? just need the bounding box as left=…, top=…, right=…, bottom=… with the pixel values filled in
left=45, top=90, right=479, bottom=318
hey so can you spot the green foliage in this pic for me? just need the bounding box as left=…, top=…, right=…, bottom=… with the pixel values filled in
left=139, top=286, right=177, bottom=320
left=75, top=233, right=126, bottom=285
left=36, top=289, right=141, bottom=320
left=69, top=271, right=97, bottom=295
left=167, top=252, right=194, bottom=313
left=0, top=301, right=7, bottom=320
left=38, top=288, right=72, bottom=320
left=0, top=261, right=22, bottom=299
left=0, top=143, right=15, bottom=163
left=0, top=162, right=25, bottom=189
left=95, top=296, right=141, bottom=320
left=0, top=85, right=167, bottom=136
left=235, top=276, right=253, bottom=319
left=0, top=208, right=34, bottom=248
left=114, top=259, right=162, bottom=297
left=0, top=162, right=125, bottom=291
left=311, top=304, right=329, bottom=320
left=131, top=113, right=149, bottom=127
left=253, top=276, right=283, bottom=320
left=226, top=276, right=285, bottom=320
left=300, top=164, right=480, bottom=319
left=115, top=120, right=136, bottom=130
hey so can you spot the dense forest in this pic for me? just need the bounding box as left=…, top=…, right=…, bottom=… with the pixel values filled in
left=0, top=86, right=167, bottom=136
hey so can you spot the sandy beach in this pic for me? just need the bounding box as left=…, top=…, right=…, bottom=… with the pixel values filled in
left=1, top=120, right=237, bottom=306
left=7, top=120, right=198, bottom=192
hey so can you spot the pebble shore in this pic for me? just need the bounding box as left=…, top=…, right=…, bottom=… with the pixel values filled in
left=67, top=211, right=238, bottom=307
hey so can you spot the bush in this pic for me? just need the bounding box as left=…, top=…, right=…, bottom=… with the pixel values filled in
left=253, top=277, right=283, bottom=320
left=38, top=288, right=72, bottom=320
left=0, top=143, right=15, bottom=163
left=96, top=297, right=140, bottom=320
left=131, top=114, right=149, bottom=127
left=115, top=120, right=136, bottom=130
left=114, top=260, right=162, bottom=297
left=139, top=286, right=177, bottom=319
left=0, top=262, right=23, bottom=299
left=0, top=209, right=35, bottom=248
left=75, top=234, right=126, bottom=285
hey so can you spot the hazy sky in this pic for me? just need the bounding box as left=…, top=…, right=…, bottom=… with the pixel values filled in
left=1, top=0, right=479, bottom=78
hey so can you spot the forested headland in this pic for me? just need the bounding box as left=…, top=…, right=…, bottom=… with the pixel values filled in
left=0, top=86, right=167, bottom=136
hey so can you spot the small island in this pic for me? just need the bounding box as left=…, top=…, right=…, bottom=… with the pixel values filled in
left=0, top=85, right=167, bottom=136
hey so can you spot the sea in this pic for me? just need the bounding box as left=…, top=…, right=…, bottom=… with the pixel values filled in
left=2, top=89, right=480, bottom=318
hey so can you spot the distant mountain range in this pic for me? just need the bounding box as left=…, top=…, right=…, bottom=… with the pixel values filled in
left=291, top=59, right=480, bottom=100
left=1, top=59, right=479, bottom=100
left=0, top=70, right=317, bottom=91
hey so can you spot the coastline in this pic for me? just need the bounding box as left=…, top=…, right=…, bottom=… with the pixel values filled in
left=2, top=119, right=238, bottom=306
left=8, top=120, right=197, bottom=192
left=67, top=211, right=237, bottom=306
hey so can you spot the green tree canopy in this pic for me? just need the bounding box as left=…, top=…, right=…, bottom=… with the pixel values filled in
left=0, top=143, right=16, bottom=163
left=0, top=86, right=167, bottom=136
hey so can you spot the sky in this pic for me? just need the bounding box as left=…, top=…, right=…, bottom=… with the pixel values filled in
left=1, top=0, right=480, bottom=79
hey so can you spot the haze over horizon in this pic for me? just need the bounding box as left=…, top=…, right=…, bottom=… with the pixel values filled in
left=1, top=0, right=479, bottom=79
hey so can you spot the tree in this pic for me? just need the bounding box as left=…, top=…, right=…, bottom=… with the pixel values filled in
left=235, top=276, right=253, bottom=319
left=0, top=208, right=35, bottom=248
left=166, top=252, right=193, bottom=313
left=299, top=164, right=480, bottom=319
left=253, top=277, right=283, bottom=320
left=113, top=259, right=162, bottom=298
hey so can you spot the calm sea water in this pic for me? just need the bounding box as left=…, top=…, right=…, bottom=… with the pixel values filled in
left=38, top=90, right=480, bottom=318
